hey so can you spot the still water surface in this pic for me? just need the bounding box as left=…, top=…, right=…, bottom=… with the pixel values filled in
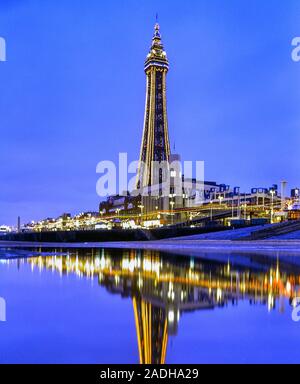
left=0, top=248, right=300, bottom=364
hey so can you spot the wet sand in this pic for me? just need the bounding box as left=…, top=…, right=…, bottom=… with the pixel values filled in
left=1, top=239, right=300, bottom=256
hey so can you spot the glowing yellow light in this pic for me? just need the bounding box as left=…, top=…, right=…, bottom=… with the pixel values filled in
left=168, top=310, right=175, bottom=323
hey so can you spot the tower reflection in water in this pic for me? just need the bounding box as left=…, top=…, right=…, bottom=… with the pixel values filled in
left=24, top=249, right=300, bottom=364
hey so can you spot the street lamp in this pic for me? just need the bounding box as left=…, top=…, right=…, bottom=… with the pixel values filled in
left=170, top=201, right=175, bottom=225
left=137, top=204, right=144, bottom=227
left=237, top=190, right=241, bottom=219
left=138, top=204, right=144, bottom=218
left=218, top=195, right=224, bottom=205
left=210, top=201, right=213, bottom=221
left=270, top=190, right=275, bottom=223
left=242, top=203, right=247, bottom=220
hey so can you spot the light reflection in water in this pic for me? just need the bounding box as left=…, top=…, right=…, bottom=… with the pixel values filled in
left=5, top=249, right=300, bottom=364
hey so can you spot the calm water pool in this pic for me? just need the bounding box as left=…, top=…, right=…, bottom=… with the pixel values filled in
left=0, top=247, right=300, bottom=364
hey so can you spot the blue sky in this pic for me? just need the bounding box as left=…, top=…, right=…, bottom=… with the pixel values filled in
left=0, top=0, right=300, bottom=225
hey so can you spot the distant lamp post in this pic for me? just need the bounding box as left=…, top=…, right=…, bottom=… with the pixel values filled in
left=243, top=203, right=247, bottom=220
left=270, top=190, right=275, bottom=223
left=218, top=195, right=224, bottom=205
left=155, top=205, right=160, bottom=221
left=210, top=201, right=213, bottom=221
left=170, top=200, right=175, bottom=225
left=138, top=205, right=144, bottom=222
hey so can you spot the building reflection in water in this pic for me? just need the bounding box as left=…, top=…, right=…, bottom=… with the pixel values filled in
left=12, top=248, right=300, bottom=364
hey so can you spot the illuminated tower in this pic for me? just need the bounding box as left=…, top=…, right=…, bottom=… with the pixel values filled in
left=136, top=24, right=171, bottom=189
left=133, top=297, right=168, bottom=364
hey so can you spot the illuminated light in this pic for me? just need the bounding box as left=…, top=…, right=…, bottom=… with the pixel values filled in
left=94, top=257, right=101, bottom=269
left=90, top=264, right=95, bottom=275
left=143, top=259, right=151, bottom=272
left=276, top=265, right=280, bottom=283
left=38, top=257, right=43, bottom=272
left=217, top=288, right=222, bottom=301
left=122, top=258, right=129, bottom=270
left=227, top=261, right=230, bottom=274
left=292, top=297, right=298, bottom=308
left=143, top=220, right=161, bottom=228
left=168, top=310, right=175, bottom=323
left=286, top=281, right=292, bottom=294
left=268, top=293, right=274, bottom=312
left=85, top=261, right=91, bottom=274
left=100, top=256, right=106, bottom=270
left=190, top=259, right=194, bottom=270
left=138, top=277, right=143, bottom=288
left=129, top=259, right=136, bottom=273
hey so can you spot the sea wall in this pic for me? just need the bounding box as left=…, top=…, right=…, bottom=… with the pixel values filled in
left=0, top=226, right=229, bottom=243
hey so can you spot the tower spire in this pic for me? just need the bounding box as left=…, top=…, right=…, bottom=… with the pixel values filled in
left=150, top=21, right=165, bottom=55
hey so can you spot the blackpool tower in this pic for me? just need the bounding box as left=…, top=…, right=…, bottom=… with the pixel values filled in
left=136, top=24, right=171, bottom=189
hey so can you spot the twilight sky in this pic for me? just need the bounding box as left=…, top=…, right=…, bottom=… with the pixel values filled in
left=0, top=0, right=300, bottom=225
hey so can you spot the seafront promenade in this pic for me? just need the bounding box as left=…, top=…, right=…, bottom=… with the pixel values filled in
left=1, top=224, right=300, bottom=258
left=1, top=232, right=300, bottom=258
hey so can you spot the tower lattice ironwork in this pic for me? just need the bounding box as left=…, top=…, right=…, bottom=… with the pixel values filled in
left=136, top=24, right=171, bottom=189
